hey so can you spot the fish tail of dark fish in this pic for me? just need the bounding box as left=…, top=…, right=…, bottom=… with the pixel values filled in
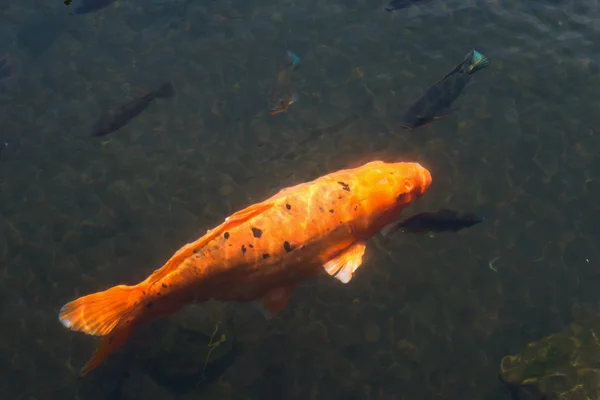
left=465, top=49, right=490, bottom=75
left=284, top=50, right=301, bottom=71
left=154, top=82, right=175, bottom=99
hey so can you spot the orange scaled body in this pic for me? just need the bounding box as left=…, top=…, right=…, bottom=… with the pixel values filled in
left=59, top=160, right=432, bottom=376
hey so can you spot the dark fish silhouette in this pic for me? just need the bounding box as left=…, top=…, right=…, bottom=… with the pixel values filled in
left=381, top=209, right=484, bottom=237
left=91, top=82, right=174, bottom=137
left=66, top=0, right=117, bottom=15
left=385, top=0, right=424, bottom=12
left=401, top=49, right=489, bottom=130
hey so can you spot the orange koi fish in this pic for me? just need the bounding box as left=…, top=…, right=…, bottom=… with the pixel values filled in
left=59, top=160, right=432, bottom=376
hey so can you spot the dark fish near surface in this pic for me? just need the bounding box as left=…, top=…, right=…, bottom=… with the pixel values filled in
left=66, top=0, right=117, bottom=15
left=385, top=0, right=424, bottom=12
left=92, top=82, right=174, bottom=137
left=401, top=49, right=489, bottom=130
left=381, top=209, right=484, bottom=237
left=268, top=50, right=301, bottom=115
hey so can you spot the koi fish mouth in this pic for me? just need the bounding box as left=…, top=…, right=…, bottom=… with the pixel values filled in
left=416, top=164, right=432, bottom=197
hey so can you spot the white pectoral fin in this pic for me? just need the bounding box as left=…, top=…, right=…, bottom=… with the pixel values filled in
left=323, top=242, right=367, bottom=284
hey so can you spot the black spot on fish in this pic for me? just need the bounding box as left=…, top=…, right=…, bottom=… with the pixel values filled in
left=319, top=206, right=325, bottom=212
left=249, top=244, right=254, bottom=248
left=329, top=209, right=334, bottom=213
left=338, top=196, right=342, bottom=200
left=286, top=204, right=291, bottom=210
left=224, top=232, right=230, bottom=239
left=354, top=205, right=358, bottom=211
left=283, top=241, right=294, bottom=252
left=242, top=245, right=247, bottom=253
left=252, top=227, right=263, bottom=238
left=263, top=253, right=270, bottom=259
left=193, top=248, right=200, bottom=253
left=337, top=181, right=350, bottom=191
left=142, top=291, right=146, bottom=295
left=162, top=284, right=167, bottom=288
left=146, top=302, right=154, bottom=308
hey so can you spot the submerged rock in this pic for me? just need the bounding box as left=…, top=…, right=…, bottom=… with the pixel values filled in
left=499, top=305, right=600, bottom=399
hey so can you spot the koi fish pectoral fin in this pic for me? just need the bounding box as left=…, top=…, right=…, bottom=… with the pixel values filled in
left=323, top=242, right=367, bottom=283
left=255, top=283, right=299, bottom=319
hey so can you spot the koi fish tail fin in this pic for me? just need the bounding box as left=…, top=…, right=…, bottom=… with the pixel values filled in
left=285, top=50, right=301, bottom=70
left=155, top=82, right=175, bottom=98
left=466, top=49, right=490, bottom=74
left=59, top=284, right=148, bottom=376
left=79, top=324, right=134, bottom=377
left=59, top=284, right=144, bottom=337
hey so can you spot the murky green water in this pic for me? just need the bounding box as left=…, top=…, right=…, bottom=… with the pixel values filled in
left=2, top=0, right=600, bottom=399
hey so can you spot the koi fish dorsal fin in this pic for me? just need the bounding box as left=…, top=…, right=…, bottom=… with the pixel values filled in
left=323, top=242, right=366, bottom=283
left=146, top=202, right=275, bottom=285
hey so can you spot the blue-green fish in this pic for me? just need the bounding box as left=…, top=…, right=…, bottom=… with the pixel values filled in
left=401, top=49, right=489, bottom=130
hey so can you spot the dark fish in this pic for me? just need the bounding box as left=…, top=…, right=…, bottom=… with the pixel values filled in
left=385, top=0, right=424, bottom=12
left=67, top=0, right=117, bottom=15
left=0, top=55, right=14, bottom=88
left=268, top=50, right=301, bottom=115
left=401, top=49, right=489, bottom=130
left=381, top=209, right=484, bottom=237
left=92, top=82, right=174, bottom=137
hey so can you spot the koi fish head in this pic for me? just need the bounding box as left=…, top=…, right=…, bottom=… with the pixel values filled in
left=358, top=161, right=432, bottom=213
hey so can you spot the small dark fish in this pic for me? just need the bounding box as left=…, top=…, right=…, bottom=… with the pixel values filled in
left=67, top=0, right=117, bottom=15
left=381, top=209, right=484, bottom=237
left=0, top=55, right=14, bottom=88
left=401, top=49, right=489, bottom=130
left=91, top=82, right=174, bottom=137
left=385, top=0, right=424, bottom=12
left=268, top=50, right=301, bottom=116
